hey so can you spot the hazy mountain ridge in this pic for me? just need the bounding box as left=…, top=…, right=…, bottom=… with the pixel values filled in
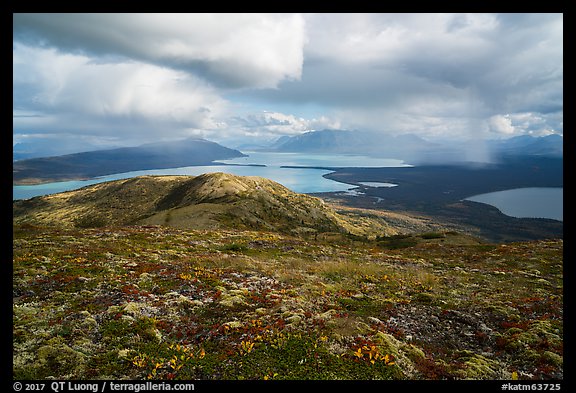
left=488, top=134, right=563, bottom=157
left=13, top=138, right=246, bottom=185
left=269, top=129, right=436, bottom=160
left=14, top=173, right=437, bottom=237
left=268, top=130, right=563, bottom=162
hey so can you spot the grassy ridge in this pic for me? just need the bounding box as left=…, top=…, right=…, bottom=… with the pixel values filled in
left=13, top=225, right=562, bottom=380
left=13, top=174, right=404, bottom=238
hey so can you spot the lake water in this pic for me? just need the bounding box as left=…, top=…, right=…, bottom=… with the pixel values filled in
left=13, top=152, right=407, bottom=200
left=220, top=152, right=408, bottom=168
left=465, top=187, right=563, bottom=221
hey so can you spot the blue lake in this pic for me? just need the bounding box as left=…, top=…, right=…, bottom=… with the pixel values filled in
left=465, top=187, right=563, bottom=221
left=13, top=152, right=408, bottom=200
left=220, top=151, right=408, bottom=168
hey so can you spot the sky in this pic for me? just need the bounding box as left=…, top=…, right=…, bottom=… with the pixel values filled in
left=13, top=13, right=563, bottom=155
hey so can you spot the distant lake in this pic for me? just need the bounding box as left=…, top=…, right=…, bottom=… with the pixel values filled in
left=465, top=187, right=563, bottom=221
left=221, top=151, right=408, bottom=168
left=13, top=152, right=408, bottom=200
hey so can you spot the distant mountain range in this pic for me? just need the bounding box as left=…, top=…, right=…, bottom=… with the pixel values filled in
left=13, top=138, right=246, bottom=185
left=269, top=129, right=436, bottom=159
left=267, top=129, right=563, bottom=162
left=13, top=141, right=124, bottom=161
left=487, top=134, right=563, bottom=157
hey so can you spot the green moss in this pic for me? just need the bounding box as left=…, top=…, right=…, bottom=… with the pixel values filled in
left=35, top=337, right=88, bottom=379
left=101, top=315, right=160, bottom=348
left=336, top=296, right=385, bottom=317
left=222, top=334, right=399, bottom=380
left=413, top=292, right=435, bottom=304
left=515, top=320, right=562, bottom=349
left=372, top=332, right=402, bottom=358
left=541, top=351, right=563, bottom=367
left=455, top=351, right=501, bottom=380
left=218, top=292, right=248, bottom=308
left=85, top=349, right=135, bottom=379
left=506, top=327, right=524, bottom=336
left=519, top=349, right=541, bottom=363
left=377, top=235, right=418, bottom=249
left=486, top=304, right=521, bottom=322
left=403, top=344, right=426, bottom=362
left=528, top=320, right=561, bottom=340
left=221, top=243, right=248, bottom=253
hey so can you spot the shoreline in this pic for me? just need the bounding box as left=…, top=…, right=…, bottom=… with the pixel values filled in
left=13, top=162, right=269, bottom=186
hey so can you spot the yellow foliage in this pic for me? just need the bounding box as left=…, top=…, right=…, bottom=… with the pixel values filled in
left=240, top=340, right=255, bottom=355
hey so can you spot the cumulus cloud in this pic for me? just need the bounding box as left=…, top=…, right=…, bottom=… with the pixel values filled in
left=489, top=115, right=516, bottom=135
left=13, top=13, right=306, bottom=89
left=13, top=43, right=229, bottom=142
left=231, top=111, right=341, bottom=137
left=489, top=112, right=562, bottom=138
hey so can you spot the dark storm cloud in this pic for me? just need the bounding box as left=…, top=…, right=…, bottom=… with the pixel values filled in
left=240, top=13, right=562, bottom=139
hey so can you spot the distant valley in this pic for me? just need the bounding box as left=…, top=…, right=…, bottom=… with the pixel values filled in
left=12, top=131, right=563, bottom=242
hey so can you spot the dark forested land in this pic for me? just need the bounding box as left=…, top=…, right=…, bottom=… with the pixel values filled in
left=321, top=156, right=563, bottom=242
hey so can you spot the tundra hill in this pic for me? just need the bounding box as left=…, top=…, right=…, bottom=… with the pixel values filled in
left=13, top=173, right=436, bottom=237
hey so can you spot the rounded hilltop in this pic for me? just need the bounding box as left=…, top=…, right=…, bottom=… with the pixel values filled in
left=13, top=172, right=405, bottom=237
